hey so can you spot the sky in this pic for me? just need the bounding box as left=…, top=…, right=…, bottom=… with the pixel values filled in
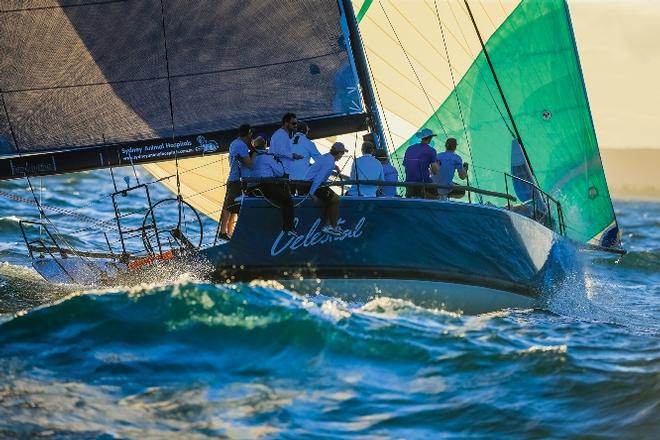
left=569, top=0, right=660, bottom=149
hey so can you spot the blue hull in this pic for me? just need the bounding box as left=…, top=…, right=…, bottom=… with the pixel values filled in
left=202, top=197, right=578, bottom=310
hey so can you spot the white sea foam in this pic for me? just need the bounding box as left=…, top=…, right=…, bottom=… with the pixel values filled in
left=359, top=296, right=462, bottom=319
left=0, top=215, right=21, bottom=223
left=520, top=344, right=568, bottom=354
left=301, top=297, right=351, bottom=322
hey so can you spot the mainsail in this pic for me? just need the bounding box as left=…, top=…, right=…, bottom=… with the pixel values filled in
left=0, top=0, right=366, bottom=178
left=354, top=0, right=619, bottom=246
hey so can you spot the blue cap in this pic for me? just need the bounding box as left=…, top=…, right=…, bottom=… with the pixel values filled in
left=415, top=128, right=437, bottom=139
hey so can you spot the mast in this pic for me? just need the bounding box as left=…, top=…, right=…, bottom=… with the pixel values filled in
left=338, top=0, right=387, bottom=150
left=463, top=0, right=536, bottom=180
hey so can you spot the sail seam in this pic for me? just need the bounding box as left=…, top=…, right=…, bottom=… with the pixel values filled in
left=0, top=0, right=127, bottom=14
left=434, top=0, right=478, bottom=190
left=0, top=51, right=346, bottom=94
left=378, top=1, right=449, bottom=138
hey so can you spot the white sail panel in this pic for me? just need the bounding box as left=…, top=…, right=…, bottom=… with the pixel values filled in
left=352, top=0, right=519, bottom=148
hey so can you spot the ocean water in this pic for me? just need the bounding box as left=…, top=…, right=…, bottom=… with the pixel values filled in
left=0, top=169, right=658, bottom=439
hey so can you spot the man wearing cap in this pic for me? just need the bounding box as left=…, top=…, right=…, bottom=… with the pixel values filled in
left=303, top=142, right=347, bottom=236
left=375, top=149, right=399, bottom=197
left=403, top=128, right=439, bottom=199
left=219, top=124, right=255, bottom=240
left=346, top=141, right=384, bottom=197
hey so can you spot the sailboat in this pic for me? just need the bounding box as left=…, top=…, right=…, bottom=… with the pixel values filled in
left=0, top=0, right=623, bottom=313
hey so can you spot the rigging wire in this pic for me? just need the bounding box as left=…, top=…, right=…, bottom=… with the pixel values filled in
left=462, top=0, right=536, bottom=181
left=125, top=149, right=141, bottom=186
left=378, top=1, right=449, bottom=138
left=347, top=1, right=402, bottom=173
left=363, top=0, right=515, bottom=141
left=0, top=91, right=98, bottom=269
left=433, top=0, right=479, bottom=191
left=158, top=0, right=184, bottom=231
left=446, top=0, right=514, bottom=136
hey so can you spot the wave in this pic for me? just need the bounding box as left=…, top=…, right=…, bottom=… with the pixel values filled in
left=0, top=281, right=453, bottom=370
left=1, top=280, right=658, bottom=438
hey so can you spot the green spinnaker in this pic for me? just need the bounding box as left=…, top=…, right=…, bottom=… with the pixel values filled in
left=386, top=0, right=616, bottom=244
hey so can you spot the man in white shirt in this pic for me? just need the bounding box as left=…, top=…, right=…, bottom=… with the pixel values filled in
left=219, top=124, right=254, bottom=239
left=269, top=112, right=303, bottom=177
left=250, top=137, right=298, bottom=236
left=290, top=121, right=322, bottom=194
left=346, top=141, right=384, bottom=197
left=303, top=142, right=347, bottom=236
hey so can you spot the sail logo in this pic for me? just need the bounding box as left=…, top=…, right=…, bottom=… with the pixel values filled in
left=196, top=136, right=219, bottom=153
left=270, top=217, right=366, bottom=257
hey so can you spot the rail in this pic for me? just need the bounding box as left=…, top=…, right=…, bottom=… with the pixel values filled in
left=502, top=173, right=566, bottom=236
left=241, top=175, right=566, bottom=237
left=242, top=178, right=516, bottom=201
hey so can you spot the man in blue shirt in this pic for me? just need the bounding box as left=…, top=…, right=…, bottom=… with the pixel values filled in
left=346, top=141, right=384, bottom=197
left=403, top=128, right=439, bottom=199
left=375, top=149, right=399, bottom=197
left=433, top=137, right=468, bottom=199
left=219, top=124, right=254, bottom=239
left=303, top=142, right=347, bottom=236
left=250, top=137, right=298, bottom=236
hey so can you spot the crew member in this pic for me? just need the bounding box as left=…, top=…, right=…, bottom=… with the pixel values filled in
left=269, top=112, right=303, bottom=177
left=375, top=149, right=399, bottom=197
left=346, top=141, right=384, bottom=197
left=303, top=142, right=347, bottom=236
left=434, top=137, right=468, bottom=199
left=290, top=121, right=322, bottom=194
left=250, top=136, right=298, bottom=237
left=219, top=124, right=254, bottom=239
left=403, top=128, right=439, bottom=198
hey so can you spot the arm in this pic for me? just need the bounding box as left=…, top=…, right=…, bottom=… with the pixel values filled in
left=430, top=161, right=439, bottom=175
left=307, top=140, right=322, bottom=162
left=239, top=152, right=254, bottom=168
left=457, top=161, right=468, bottom=180
left=270, top=132, right=294, bottom=160
left=309, top=160, right=332, bottom=195
left=269, top=156, right=285, bottom=177
left=236, top=143, right=254, bottom=167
